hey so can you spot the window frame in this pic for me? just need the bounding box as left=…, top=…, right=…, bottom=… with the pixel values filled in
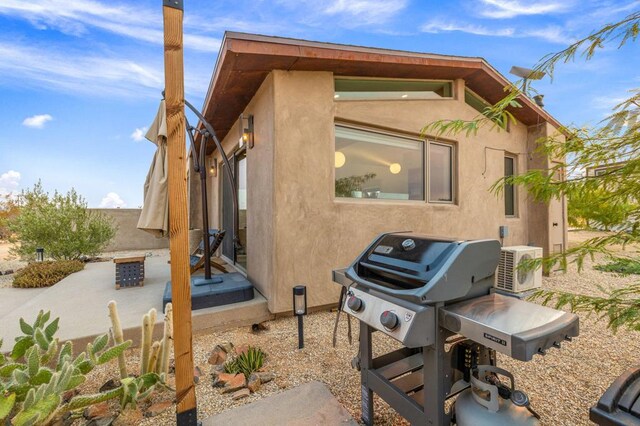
left=334, top=77, right=455, bottom=102
left=504, top=154, right=518, bottom=218
left=427, top=140, right=456, bottom=204
left=333, top=123, right=426, bottom=202
left=465, top=87, right=511, bottom=132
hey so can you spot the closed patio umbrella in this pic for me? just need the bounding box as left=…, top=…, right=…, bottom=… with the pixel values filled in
left=137, top=100, right=169, bottom=238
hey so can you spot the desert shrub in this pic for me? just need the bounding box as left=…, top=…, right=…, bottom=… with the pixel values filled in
left=224, top=346, right=266, bottom=378
left=12, top=260, right=85, bottom=288
left=595, top=258, right=640, bottom=275
left=8, top=182, right=116, bottom=260
left=0, top=194, right=20, bottom=240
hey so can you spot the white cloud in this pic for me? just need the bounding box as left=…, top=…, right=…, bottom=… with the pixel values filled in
left=22, top=114, right=53, bottom=128
left=0, top=0, right=220, bottom=52
left=322, top=0, right=408, bottom=25
left=130, top=127, right=148, bottom=142
left=277, top=0, right=407, bottom=27
left=421, top=21, right=515, bottom=37
left=421, top=19, right=572, bottom=43
left=478, top=0, right=570, bottom=19
left=0, top=42, right=208, bottom=98
left=0, top=170, right=21, bottom=196
left=99, top=192, right=126, bottom=208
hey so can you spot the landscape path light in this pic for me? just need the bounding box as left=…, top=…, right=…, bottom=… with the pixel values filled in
left=35, top=248, right=44, bottom=262
left=293, top=285, right=307, bottom=349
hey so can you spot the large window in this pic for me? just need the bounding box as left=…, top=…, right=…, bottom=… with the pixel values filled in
left=504, top=155, right=516, bottom=217
left=429, top=142, right=454, bottom=202
left=335, top=126, right=424, bottom=200
left=335, top=78, right=453, bottom=101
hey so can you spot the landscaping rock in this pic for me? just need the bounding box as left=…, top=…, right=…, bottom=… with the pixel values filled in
left=212, top=364, right=225, bottom=373
left=84, top=402, right=110, bottom=420
left=213, top=372, right=237, bottom=387
left=235, top=344, right=250, bottom=356
left=256, top=372, right=275, bottom=384
left=232, top=388, right=250, bottom=400
left=208, top=348, right=227, bottom=365
left=219, top=342, right=235, bottom=354
left=222, top=373, right=246, bottom=394
left=194, top=365, right=203, bottom=384
left=51, top=411, right=74, bottom=426
left=113, top=408, right=143, bottom=426
left=99, top=378, right=120, bottom=393
left=247, top=373, right=261, bottom=393
left=251, top=322, right=270, bottom=333
left=4, top=269, right=13, bottom=275
left=62, top=388, right=79, bottom=403
left=145, top=400, right=173, bottom=417
left=85, top=416, right=116, bottom=426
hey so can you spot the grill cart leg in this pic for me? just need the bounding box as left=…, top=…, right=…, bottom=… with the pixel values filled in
left=359, top=322, right=374, bottom=426
left=423, top=304, right=449, bottom=425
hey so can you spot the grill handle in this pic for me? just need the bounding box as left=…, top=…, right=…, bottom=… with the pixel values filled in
left=358, top=261, right=424, bottom=283
left=345, top=265, right=416, bottom=300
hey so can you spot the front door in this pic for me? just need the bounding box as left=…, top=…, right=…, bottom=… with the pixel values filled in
left=219, top=149, right=248, bottom=271
left=549, top=162, right=566, bottom=255
left=220, top=159, right=235, bottom=262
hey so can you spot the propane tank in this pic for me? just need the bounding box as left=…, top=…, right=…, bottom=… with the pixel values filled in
left=454, top=366, right=540, bottom=426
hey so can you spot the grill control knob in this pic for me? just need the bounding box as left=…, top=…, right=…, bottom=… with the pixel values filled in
left=380, top=311, right=399, bottom=330
left=347, top=296, right=364, bottom=312
left=401, top=239, right=416, bottom=251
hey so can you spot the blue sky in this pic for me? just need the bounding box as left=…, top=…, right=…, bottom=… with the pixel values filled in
left=0, top=0, right=638, bottom=207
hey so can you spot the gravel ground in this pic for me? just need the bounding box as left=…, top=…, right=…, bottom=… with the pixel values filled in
left=4, top=232, right=640, bottom=425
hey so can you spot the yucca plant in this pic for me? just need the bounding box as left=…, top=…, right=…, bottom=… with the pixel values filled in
left=223, top=347, right=266, bottom=378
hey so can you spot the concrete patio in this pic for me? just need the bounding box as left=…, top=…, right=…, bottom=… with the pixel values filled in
left=0, top=253, right=272, bottom=348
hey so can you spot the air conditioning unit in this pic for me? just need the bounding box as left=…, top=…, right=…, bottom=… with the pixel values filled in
left=496, top=246, right=543, bottom=293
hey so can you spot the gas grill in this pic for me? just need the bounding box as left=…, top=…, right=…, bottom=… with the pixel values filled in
left=333, top=232, right=579, bottom=425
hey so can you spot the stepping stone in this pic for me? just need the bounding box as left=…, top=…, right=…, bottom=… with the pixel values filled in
left=202, top=381, right=357, bottom=425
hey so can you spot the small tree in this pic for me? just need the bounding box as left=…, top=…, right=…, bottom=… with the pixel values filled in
left=0, top=194, right=20, bottom=240
left=423, top=12, right=640, bottom=332
left=8, top=182, right=116, bottom=260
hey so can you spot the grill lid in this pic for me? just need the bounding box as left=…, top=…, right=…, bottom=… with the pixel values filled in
left=346, top=232, right=501, bottom=304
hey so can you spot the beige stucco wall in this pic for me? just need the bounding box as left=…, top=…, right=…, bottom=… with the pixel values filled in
left=206, top=74, right=276, bottom=304
left=90, top=209, right=169, bottom=252
left=203, top=70, right=566, bottom=314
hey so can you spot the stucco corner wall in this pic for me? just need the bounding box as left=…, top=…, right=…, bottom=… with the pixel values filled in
left=90, top=208, right=169, bottom=252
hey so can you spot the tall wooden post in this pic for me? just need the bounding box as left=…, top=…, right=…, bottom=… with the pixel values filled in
left=162, top=0, right=197, bottom=424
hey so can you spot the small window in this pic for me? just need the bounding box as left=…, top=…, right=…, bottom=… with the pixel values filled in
left=594, top=168, right=607, bottom=176
left=429, top=142, right=454, bottom=203
left=335, top=125, right=424, bottom=200
left=465, top=88, right=510, bottom=131
left=504, top=156, right=516, bottom=217
left=335, top=78, right=452, bottom=101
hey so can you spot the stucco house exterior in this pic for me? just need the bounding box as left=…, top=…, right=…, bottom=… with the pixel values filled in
left=189, top=32, right=568, bottom=314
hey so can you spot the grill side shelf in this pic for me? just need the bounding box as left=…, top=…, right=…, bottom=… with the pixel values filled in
left=440, top=293, right=579, bottom=361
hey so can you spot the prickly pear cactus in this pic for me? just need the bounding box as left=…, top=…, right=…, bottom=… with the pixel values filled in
left=0, top=310, right=132, bottom=425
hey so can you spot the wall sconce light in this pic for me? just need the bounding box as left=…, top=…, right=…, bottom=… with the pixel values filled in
left=293, top=285, right=307, bottom=349
left=238, top=114, right=254, bottom=149
left=533, top=94, right=545, bottom=108
left=36, top=247, right=44, bottom=262
left=209, top=159, right=217, bottom=177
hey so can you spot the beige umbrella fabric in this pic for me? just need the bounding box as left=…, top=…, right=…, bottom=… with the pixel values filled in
left=137, top=100, right=169, bottom=238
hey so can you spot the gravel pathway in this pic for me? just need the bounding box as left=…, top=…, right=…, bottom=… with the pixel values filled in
left=5, top=233, right=640, bottom=425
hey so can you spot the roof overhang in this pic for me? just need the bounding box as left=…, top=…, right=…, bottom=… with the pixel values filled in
left=200, top=32, right=564, bottom=152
